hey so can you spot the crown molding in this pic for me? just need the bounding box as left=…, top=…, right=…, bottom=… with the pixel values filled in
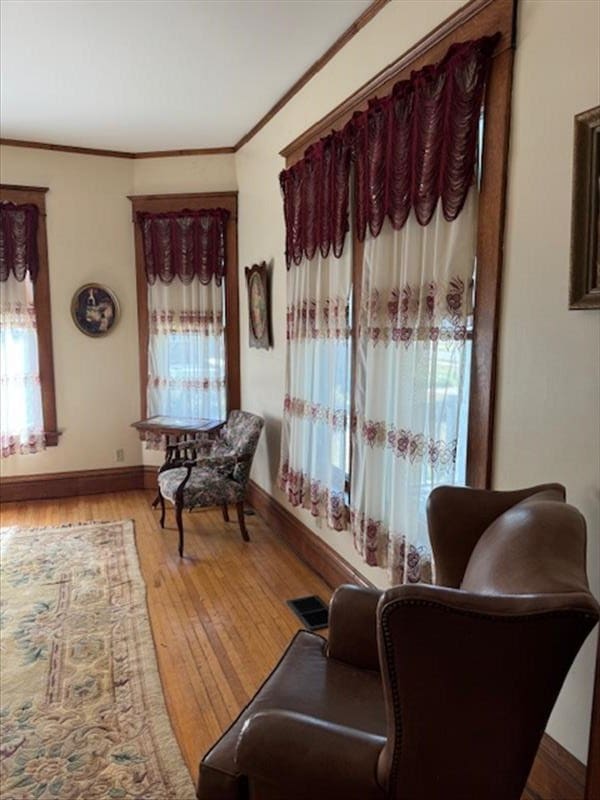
left=0, top=0, right=389, bottom=159
left=233, top=0, right=390, bottom=151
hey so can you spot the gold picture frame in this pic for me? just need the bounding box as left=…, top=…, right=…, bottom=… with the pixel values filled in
left=570, top=105, right=600, bottom=309
left=245, top=262, right=271, bottom=349
left=71, top=283, right=120, bottom=337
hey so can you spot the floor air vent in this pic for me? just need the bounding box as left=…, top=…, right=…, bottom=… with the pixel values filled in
left=286, top=595, right=329, bottom=630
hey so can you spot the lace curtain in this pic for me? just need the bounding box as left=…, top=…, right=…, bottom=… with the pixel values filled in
left=136, top=207, right=230, bottom=443
left=350, top=188, right=477, bottom=583
left=147, top=278, right=226, bottom=436
left=0, top=276, right=45, bottom=458
left=279, top=247, right=352, bottom=530
left=277, top=35, right=495, bottom=580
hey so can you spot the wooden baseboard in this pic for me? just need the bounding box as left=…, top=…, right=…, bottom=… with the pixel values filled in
left=142, top=465, right=159, bottom=490
left=0, top=466, right=146, bottom=502
left=525, top=734, right=586, bottom=800
left=246, top=479, right=372, bottom=590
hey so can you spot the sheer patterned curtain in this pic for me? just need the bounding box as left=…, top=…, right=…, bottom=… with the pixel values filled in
left=350, top=188, right=477, bottom=583
left=147, top=277, right=226, bottom=422
left=279, top=246, right=352, bottom=530
left=278, top=36, right=498, bottom=581
left=0, top=275, right=45, bottom=458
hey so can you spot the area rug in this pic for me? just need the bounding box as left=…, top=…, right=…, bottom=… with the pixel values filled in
left=0, top=520, right=196, bottom=800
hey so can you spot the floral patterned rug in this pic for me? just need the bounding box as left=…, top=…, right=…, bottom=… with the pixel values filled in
left=0, top=520, right=196, bottom=799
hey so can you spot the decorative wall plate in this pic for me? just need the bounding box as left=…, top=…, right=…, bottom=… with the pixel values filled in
left=71, top=283, right=120, bottom=337
left=245, top=262, right=271, bottom=349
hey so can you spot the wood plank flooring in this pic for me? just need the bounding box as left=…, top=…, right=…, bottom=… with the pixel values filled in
left=0, top=489, right=580, bottom=799
left=0, top=489, right=332, bottom=785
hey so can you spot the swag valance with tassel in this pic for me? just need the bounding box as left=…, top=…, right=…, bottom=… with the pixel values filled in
left=137, top=208, right=230, bottom=285
left=0, top=202, right=39, bottom=282
left=280, top=34, right=499, bottom=266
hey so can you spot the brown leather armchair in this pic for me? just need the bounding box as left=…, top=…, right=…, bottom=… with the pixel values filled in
left=197, top=484, right=599, bottom=800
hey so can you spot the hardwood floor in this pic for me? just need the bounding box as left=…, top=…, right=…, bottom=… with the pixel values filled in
left=0, top=489, right=584, bottom=799
left=0, top=489, right=332, bottom=784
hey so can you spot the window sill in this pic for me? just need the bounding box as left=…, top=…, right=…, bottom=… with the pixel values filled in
left=45, top=430, right=62, bottom=447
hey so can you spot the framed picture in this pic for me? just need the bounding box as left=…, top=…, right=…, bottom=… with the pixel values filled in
left=570, top=105, right=600, bottom=309
left=71, top=283, right=120, bottom=336
left=245, top=262, right=271, bottom=349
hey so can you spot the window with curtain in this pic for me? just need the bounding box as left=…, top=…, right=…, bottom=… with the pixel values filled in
left=0, top=201, right=46, bottom=458
left=279, top=35, right=499, bottom=582
left=136, top=208, right=229, bottom=441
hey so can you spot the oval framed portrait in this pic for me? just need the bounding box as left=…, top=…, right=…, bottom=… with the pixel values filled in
left=71, top=283, right=120, bottom=337
left=245, top=262, right=271, bottom=349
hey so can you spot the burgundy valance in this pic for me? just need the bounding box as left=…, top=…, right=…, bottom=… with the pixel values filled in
left=137, top=208, right=230, bottom=285
left=280, top=135, right=351, bottom=267
left=0, top=202, right=40, bottom=282
left=280, top=34, right=500, bottom=266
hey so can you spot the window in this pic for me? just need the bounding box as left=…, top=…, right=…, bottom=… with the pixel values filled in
left=278, top=0, right=515, bottom=582
left=0, top=185, right=59, bottom=457
left=129, top=192, right=239, bottom=428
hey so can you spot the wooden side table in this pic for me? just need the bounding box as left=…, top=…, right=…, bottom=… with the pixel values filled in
left=132, top=415, right=226, bottom=446
left=132, top=416, right=226, bottom=505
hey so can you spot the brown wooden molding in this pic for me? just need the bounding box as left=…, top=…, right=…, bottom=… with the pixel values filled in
left=234, top=0, right=390, bottom=152
left=133, top=147, right=235, bottom=158
left=0, top=138, right=235, bottom=159
left=0, top=466, right=146, bottom=503
left=0, top=137, right=136, bottom=159
left=127, top=191, right=238, bottom=205
left=524, top=734, right=586, bottom=800
left=280, top=0, right=514, bottom=161
left=467, top=40, right=514, bottom=488
left=0, top=183, right=49, bottom=194
left=246, top=479, right=373, bottom=590
left=142, top=465, right=159, bottom=491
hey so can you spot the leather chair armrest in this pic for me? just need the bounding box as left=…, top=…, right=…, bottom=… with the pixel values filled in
left=327, top=584, right=382, bottom=671
left=235, top=709, right=385, bottom=800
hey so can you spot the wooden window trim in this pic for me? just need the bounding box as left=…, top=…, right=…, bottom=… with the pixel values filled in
left=0, top=183, right=60, bottom=446
left=128, top=191, right=240, bottom=420
left=282, top=0, right=516, bottom=490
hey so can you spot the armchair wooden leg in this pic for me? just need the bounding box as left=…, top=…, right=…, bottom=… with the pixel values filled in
left=221, top=503, right=230, bottom=522
left=158, top=489, right=166, bottom=529
left=175, top=500, right=185, bottom=557
left=236, top=502, right=250, bottom=542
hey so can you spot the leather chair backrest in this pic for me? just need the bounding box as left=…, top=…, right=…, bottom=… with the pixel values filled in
left=461, top=491, right=590, bottom=595
left=376, top=486, right=599, bottom=800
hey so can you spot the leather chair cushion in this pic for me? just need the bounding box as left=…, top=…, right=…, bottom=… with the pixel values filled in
left=198, top=630, right=386, bottom=800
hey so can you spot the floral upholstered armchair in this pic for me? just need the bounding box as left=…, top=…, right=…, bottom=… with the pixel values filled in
left=157, top=410, right=264, bottom=557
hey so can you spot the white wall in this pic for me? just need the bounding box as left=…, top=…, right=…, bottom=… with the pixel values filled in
left=495, top=0, right=600, bottom=762
left=236, top=0, right=600, bottom=765
left=0, top=148, right=238, bottom=476
left=131, top=153, right=237, bottom=195
left=0, top=146, right=141, bottom=474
